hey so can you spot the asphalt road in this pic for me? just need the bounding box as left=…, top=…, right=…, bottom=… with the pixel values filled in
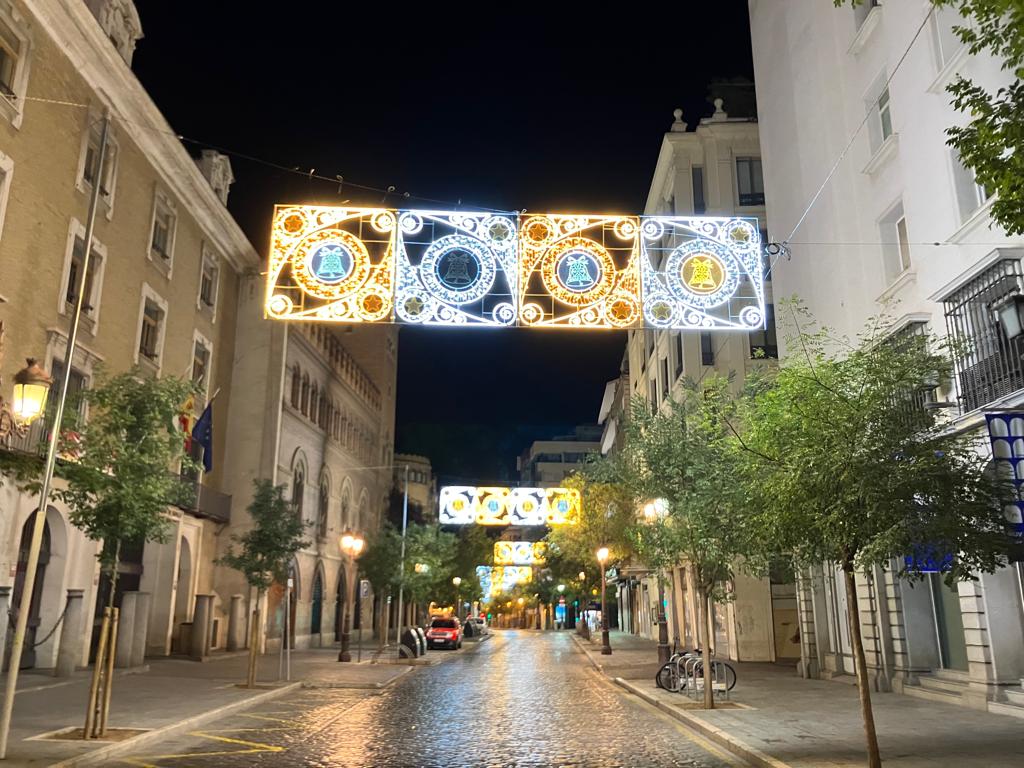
left=119, top=631, right=745, bottom=767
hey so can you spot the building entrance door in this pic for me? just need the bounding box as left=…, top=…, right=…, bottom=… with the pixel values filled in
left=5, top=514, right=51, bottom=670
left=824, top=565, right=855, bottom=674
left=929, top=574, right=968, bottom=671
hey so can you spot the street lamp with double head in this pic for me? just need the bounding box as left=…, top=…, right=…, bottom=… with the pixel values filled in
left=338, top=530, right=365, bottom=662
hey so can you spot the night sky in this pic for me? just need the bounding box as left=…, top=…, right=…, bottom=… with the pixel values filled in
left=131, top=3, right=754, bottom=480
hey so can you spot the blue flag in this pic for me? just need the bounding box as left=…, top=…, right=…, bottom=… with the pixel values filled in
left=192, top=402, right=213, bottom=473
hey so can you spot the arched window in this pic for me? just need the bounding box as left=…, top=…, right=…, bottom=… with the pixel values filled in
left=292, top=467, right=305, bottom=521
left=317, top=479, right=329, bottom=538
left=300, top=375, right=310, bottom=416
left=290, top=366, right=300, bottom=408
left=341, top=487, right=351, bottom=530
left=310, top=384, right=319, bottom=424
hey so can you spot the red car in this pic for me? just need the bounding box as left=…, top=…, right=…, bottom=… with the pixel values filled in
left=426, top=617, right=462, bottom=649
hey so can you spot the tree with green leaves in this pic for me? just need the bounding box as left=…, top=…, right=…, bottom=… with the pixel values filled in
left=837, top=0, right=1024, bottom=235
left=53, top=369, right=197, bottom=729
left=595, top=381, right=753, bottom=709
left=218, top=479, right=308, bottom=687
left=739, top=304, right=1016, bottom=767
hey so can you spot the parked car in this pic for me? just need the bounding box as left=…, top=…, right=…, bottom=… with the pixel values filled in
left=426, top=617, right=463, bottom=649
left=464, top=615, right=489, bottom=636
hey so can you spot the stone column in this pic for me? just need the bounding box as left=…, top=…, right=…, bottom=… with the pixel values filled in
left=0, top=587, right=10, bottom=659
left=227, top=595, right=245, bottom=651
left=190, top=594, right=213, bottom=660
left=54, top=590, right=85, bottom=677
left=130, top=592, right=151, bottom=667
left=115, top=592, right=138, bottom=668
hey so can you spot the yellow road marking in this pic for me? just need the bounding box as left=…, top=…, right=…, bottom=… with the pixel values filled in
left=119, top=730, right=284, bottom=765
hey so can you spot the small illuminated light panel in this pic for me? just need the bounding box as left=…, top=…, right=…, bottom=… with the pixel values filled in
left=266, top=206, right=764, bottom=330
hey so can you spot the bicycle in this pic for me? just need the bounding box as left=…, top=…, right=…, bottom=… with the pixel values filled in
left=655, top=647, right=737, bottom=693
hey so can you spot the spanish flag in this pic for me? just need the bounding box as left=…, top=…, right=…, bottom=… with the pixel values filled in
left=178, top=393, right=196, bottom=452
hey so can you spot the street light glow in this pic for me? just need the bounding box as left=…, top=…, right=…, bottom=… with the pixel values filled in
left=596, top=547, right=609, bottom=564
left=452, top=576, right=462, bottom=586
left=11, top=359, right=52, bottom=425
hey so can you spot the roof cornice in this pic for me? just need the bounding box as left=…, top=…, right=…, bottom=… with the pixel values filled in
left=25, top=0, right=260, bottom=273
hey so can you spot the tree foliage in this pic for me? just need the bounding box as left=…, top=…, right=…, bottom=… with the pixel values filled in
left=55, top=370, right=197, bottom=573
left=739, top=304, right=1015, bottom=582
left=218, top=479, right=309, bottom=592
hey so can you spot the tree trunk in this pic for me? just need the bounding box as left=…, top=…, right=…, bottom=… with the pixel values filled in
left=843, top=567, right=882, bottom=768
left=246, top=590, right=262, bottom=688
left=656, top=574, right=670, bottom=663
left=697, top=584, right=714, bottom=710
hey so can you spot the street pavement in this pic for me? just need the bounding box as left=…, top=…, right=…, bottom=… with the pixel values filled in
left=116, top=630, right=746, bottom=768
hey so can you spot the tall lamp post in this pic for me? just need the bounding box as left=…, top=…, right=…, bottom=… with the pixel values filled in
left=0, top=115, right=108, bottom=761
left=451, top=576, right=462, bottom=620
left=338, top=529, right=365, bottom=662
left=597, top=547, right=612, bottom=655
left=643, top=499, right=672, bottom=664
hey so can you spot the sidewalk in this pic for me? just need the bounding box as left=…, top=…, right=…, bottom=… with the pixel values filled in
left=4, top=648, right=411, bottom=767
left=574, top=630, right=1024, bottom=768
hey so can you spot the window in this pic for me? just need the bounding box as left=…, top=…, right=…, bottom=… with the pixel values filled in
left=879, top=203, right=911, bottom=283
left=877, top=87, right=893, bottom=141
left=49, top=358, right=87, bottom=423
left=139, top=301, right=162, bottom=361
left=199, top=249, right=219, bottom=314
left=317, top=481, right=329, bottom=538
left=293, top=468, right=305, bottom=521
left=931, top=5, right=963, bottom=70
left=80, top=122, right=118, bottom=208
left=660, top=356, right=670, bottom=402
left=749, top=304, right=779, bottom=359
left=692, top=167, right=706, bottom=214
left=943, top=258, right=1024, bottom=412
left=0, top=7, right=28, bottom=126
left=648, top=379, right=657, bottom=413
left=290, top=366, right=301, bottom=409
left=674, top=333, right=684, bottom=379
left=0, top=19, right=17, bottom=99
left=700, top=332, right=715, bottom=366
left=736, top=157, right=765, bottom=206
left=65, top=236, right=102, bottom=316
left=951, top=152, right=990, bottom=223
left=149, top=192, right=177, bottom=268
left=192, top=336, right=211, bottom=392
left=645, top=330, right=655, bottom=359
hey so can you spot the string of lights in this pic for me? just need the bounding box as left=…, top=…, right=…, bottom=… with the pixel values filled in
left=18, top=94, right=506, bottom=213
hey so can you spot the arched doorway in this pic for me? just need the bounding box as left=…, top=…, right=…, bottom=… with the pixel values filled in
left=173, top=537, right=193, bottom=641
left=311, top=568, right=324, bottom=637
left=4, top=513, right=51, bottom=670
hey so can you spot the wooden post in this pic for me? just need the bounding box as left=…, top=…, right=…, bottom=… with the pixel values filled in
left=246, top=608, right=260, bottom=688
left=98, top=607, right=119, bottom=736
left=84, top=608, right=110, bottom=739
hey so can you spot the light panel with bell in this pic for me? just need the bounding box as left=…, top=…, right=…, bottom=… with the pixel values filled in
left=438, top=486, right=580, bottom=527
left=266, top=205, right=765, bottom=330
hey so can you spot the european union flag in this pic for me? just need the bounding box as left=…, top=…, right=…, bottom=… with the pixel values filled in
left=192, top=403, right=213, bottom=473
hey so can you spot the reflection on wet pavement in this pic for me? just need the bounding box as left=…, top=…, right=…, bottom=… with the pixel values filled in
left=122, top=631, right=742, bottom=767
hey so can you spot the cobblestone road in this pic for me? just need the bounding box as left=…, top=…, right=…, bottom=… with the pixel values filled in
left=120, top=631, right=745, bottom=767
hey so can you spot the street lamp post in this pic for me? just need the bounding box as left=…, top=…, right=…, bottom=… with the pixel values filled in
left=0, top=114, right=108, bottom=759
left=597, top=547, right=612, bottom=655
left=338, top=530, right=365, bottom=662
left=452, top=576, right=462, bottom=621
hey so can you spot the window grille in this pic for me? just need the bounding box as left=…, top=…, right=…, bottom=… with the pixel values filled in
left=943, top=258, right=1024, bottom=412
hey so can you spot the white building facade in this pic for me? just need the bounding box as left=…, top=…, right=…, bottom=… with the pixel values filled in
left=750, top=0, right=1024, bottom=714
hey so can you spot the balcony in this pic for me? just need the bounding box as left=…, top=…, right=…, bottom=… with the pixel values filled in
left=944, top=257, right=1024, bottom=413
left=175, top=478, right=232, bottom=524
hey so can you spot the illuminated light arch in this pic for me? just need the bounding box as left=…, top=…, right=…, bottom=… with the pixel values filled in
left=437, top=486, right=580, bottom=527
left=266, top=206, right=764, bottom=331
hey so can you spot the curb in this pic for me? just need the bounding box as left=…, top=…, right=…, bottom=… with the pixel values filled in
left=46, top=681, right=303, bottom=768
left=569, top=632, right=603, bottom=672
left=301, top=665, right=414, bottom=690
left=612, top=677, right=792, bottom=768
